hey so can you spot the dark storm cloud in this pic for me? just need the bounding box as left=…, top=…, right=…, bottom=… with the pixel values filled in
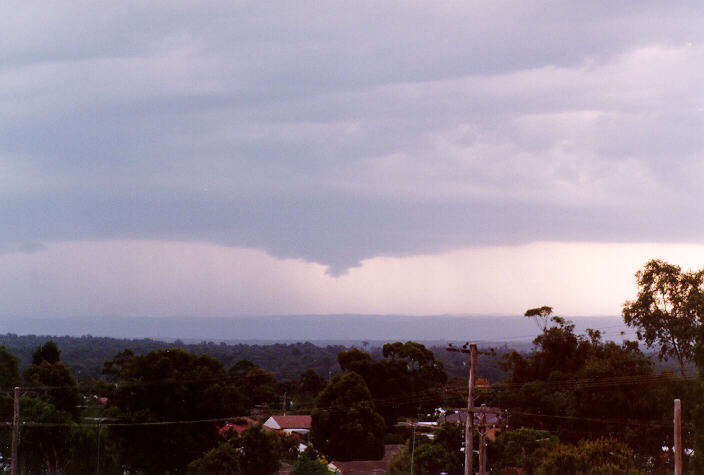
left=2, top=1, right=704, bottom=273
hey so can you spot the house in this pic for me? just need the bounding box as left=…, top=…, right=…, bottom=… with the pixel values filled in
left=263, top=415, right=312, bottom=435
left=441, top=410, right=502, bottom=440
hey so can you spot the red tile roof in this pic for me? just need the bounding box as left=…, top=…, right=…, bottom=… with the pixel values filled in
left=218, top=417, right=257, bottom=436
left=270, top=415, right=312, bottom=429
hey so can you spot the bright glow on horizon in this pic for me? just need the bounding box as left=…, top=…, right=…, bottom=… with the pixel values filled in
left=2, top=239, right=704, bottom=319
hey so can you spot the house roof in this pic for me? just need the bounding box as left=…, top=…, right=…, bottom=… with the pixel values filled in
left=442, top=410, right=500, bottom=426
left=218, top=417, right=257, bottom=436
left=330, top=444, right=402, bottom=474
left=265, top=415, right=312, bottom=430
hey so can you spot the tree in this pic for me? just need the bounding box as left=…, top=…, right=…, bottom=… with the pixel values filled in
left=495, top=310, right=675, bottom=469
left=17, top=396, right=73, bottom=473
left=0, top=347, right=19, bottom=459
left=23, top=360, right=82, bottom=419
left=691, top=326, right=704, bottom=472
left=388, top=423, right=463, bottom=475
left=228, top=360, right=278, bottom=408
left=104, top=348, right=249, bottom=473
left=187, top=441, right=241, bottom=474
left=187, top=424, right=290, bottom=475
left=488, top=428, right=558, bottom=475
left=337, top=341, right=447, bottom=424
left=0, top=346, right=20, bottom=389
left=299, top=369, right=327, bottom=396
left=537, top=437, right=638, bottom=474
left=311, top=372, right=385, bottom=461
left=292, top=447, right=331, bottom=475
left=623, top=259, right=704, bottom=377
left=23, top=341, right=82, bottom=428
left=31, top=340, right=61, bottom=365
left=525, top=305, right=554, bottom=332
left=238, top=425, right=282, bottom=474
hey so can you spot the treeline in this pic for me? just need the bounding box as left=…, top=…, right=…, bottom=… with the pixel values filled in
left=0, top=337, right=456, bottom=472
left=0, top=333, right=513, bottom=385
left=0, top=334, right=347, bottom=382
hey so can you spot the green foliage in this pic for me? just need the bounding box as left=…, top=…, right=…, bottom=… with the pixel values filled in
left=489, top=431, right=638, bottom=474
left=691, top=325, right=704, bottom=472
left=0, top=345, right=20, bottom=389
left=228, top=360, right=278, bottom=407
left=23, top=360, right=82, bottom=419
left=299, top=368, right=327, bottom=395
left=11, top=342, right=120, bottom=473
left=525, top=305, right=554, bottom=331
left=32, top=340, right=61, bottom=365
left=0, top=334, right=346, bottom=384
left=495, top=311, right=677, bottom=469
left=18, top=396, right=73, bottom=473
left=239, top=424, right=282, bottom=474
left=104, top=347, right=249, bottom=473
left=188, top=441, right=242, bottom=474
left=0, top=347, right=20, bottom=458
left=311, top=371, right=385, bottom=461
left=188, top=424, right=284, bottom=475
left=65, top=424, right=121, bottom=475
left=623, top=259, right=704, bottom=377
left=337, top=341, right=447, bottom=424
left=536, top=437, right=638, bottom=474
left=388, top=424, right=463, bottom=475
left=488, top=428, right=558, bottom=474
left=292, top=447, right=331, bottom=475
left=432, top=422, right=464, bottom=469
left=387, top=444, right=412, bottom=474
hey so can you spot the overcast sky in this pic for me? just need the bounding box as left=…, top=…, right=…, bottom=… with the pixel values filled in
left=2, top=1, right=704, bottom=319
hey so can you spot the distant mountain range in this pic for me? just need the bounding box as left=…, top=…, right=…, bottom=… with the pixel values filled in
left=0, top=314, right=634, bottom=343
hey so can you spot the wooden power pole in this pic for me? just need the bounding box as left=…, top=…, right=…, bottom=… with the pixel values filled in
left=447, top=344, right=502, bottom=475
left=674, top=398, right=682, bottom=475
left=467, top=344, right=476, bottom=475
left=447, top=343, right=476, bottom=475
left=474, top=404, right=503, bottom=475
left=11, top=386, right=19, bottom=475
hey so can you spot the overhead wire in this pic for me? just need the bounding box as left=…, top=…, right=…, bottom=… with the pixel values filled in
left=9, top=320, right=698, bottom=432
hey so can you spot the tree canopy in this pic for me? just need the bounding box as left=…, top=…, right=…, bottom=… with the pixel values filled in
left=337, top=341, right=447, bottom=424
left=389, top=422, right=464, bottom=475
left=623, top=259, right=704, bottom=377
left=311, top=371, right=385, bottom=461
left=495, top=310, right=678, bottom=469
left=103, top=348, right=249, bottom=473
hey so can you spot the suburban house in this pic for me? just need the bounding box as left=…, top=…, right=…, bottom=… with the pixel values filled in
left=263, top=415, right=312, bottom=435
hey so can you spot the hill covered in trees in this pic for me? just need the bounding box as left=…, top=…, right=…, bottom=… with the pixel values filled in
left=0, top=333, right=515, bottom=385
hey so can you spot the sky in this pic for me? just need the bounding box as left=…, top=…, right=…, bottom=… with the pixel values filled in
left=2, top=1, right=704, bottom=319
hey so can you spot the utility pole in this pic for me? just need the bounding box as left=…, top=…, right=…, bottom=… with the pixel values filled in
left=467, top=345, right=476, bottom=475
left=478, top=408, right=486, bottom=475
left=97, top=419, right=104, bottom=475
left=474, top=404, right=502, bottom=475
left=11, top=386, right=19, bottom=475
left=447, top=343, right=476, bottom=475
left=410, top=422, right=416, bottom=475
left=674, top=398, right=682, bottom=475
left=282, top=392, right=287, bottom=416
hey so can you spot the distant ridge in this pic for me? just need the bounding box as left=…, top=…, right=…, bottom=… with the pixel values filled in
left=0, top=315, right=632, bottom=342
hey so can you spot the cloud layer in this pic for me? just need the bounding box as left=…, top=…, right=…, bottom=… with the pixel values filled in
left=2, top=2, right=704, bottom=311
